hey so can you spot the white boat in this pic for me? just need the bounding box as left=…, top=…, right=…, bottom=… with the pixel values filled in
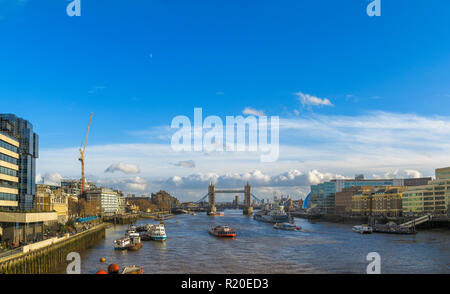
left=149, top=224, right=167, bottom=241
left=114, top=237, right=131, bottom=250
left=125, top=227, right=140, bottom=237
left=125, top=225, right=137, bottom=235
left=122, top=265, right=144, bottom=274
left=352, top=225, right=373, bottom=234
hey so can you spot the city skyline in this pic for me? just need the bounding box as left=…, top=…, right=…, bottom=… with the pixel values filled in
left=1, top=1, right=450, bottom=201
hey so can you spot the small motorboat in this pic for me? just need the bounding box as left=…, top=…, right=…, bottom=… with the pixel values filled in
left=352, top=225, right=373, bottom=234
left=122, top=265, right=144, bottom=274
left=273, top=223, right=301, bottom=231
left=209, top=225, right=236, bottom=238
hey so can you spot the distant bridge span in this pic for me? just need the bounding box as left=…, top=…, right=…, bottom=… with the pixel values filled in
left=193, top=183, right=262, bottom=215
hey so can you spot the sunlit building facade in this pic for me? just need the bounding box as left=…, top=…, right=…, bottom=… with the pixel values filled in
left=403, top=167, right=450, bottom=217
left=0, top=132, right=20, bottom=210
left=352, top=186, right=404, bottom=217
left=0, top=114, right=39, bottom=211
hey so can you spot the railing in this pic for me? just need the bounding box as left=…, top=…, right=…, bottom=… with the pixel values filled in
left=0, top=247, right=22, bottom=260
left=0, top=222, right=105, bottom=261
left=400, top=214, right=432, bottom=228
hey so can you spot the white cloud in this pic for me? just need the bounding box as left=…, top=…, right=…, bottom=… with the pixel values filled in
left=124, top=177, right=147, bottom=191
left=162, top=169, right=345, bottom=190
left=296, top=91, right=333, bottom=107
left=242, top=107, right=266, bottom=116
left=404, top=169, right=423, bottom=179
left=36, top=111, right=450, bottom=200
left=36, top=172, right=63, bottom=186
left=105, top=162, right=140, bottom=174
left=96, top=176, right=148, bottom=193
left=172, top=160, right=196, bottom=168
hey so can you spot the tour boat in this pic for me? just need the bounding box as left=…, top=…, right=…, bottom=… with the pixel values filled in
left=113, top=237, right=131, bottom=250
left=121, top=265, right=144, bottom=274
left=273, top=223, right=301, bottom=231
left=352, top=225, right=373, bottom=234
left=149, top=224, right=167, bottom=241
left=209, top=226, right=236, bottom=238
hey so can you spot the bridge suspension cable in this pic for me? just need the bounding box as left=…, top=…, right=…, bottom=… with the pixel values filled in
left=194, top=193, right=209, bottom=204
left=251, top=193, right=263, bottom=204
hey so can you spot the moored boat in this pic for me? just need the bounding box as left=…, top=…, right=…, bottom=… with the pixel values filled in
left=149, top=224, right=167, bottom=241
left=273, top=223, right=301, bottom=231
left=352, top=225, right=373, bottom=234
left=113, top=237, right=131, bottom=250
left=127, top=235, right=143, bottom=250
left=209, top=225, right=236, bottom=238
left=253, top=199, right=292, bottom=223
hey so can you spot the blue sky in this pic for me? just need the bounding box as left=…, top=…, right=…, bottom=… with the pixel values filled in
left=1, top=0, right=450, bottom=200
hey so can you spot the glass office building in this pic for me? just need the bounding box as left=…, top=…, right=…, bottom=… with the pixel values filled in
left=0, top=131, right=20, bottom=209
left=0, top=114, right=39, bottom=211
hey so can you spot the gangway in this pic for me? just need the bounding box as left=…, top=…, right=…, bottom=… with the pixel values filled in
left=399, top=214, right=432, bottom=228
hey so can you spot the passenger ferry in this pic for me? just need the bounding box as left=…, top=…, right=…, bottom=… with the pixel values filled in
left=273, top=223, right=301, bottom=231
left=209, top=225, right=236, bottom=238
left=352, top=225, right=373, bottom=234
left=113, top=237, right=131, bottom=250
left=149, top=224, right=167, bottom=241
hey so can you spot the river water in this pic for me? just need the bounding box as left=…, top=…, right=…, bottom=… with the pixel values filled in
left=57, top=209, right=450, bottom=274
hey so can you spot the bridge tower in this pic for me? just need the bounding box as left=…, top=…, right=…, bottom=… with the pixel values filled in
left=208, top=183, right=216, bottom=213
left=243, top=182, right=253, bottom=215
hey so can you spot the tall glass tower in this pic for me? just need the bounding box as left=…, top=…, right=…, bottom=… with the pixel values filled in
left=0, top=114, right=39, bottom=211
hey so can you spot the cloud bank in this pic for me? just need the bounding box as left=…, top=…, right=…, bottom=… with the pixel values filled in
left=105, top=162, right=141, bottom=174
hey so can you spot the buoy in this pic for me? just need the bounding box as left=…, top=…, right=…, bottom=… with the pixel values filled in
left=99, top=257, right=106, bottom=263
left=95, top=270, right=108, bottom=274
left=107, top=264, right=119, bottom=274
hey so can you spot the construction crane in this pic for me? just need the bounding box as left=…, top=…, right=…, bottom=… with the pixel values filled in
left=79, top=113, right=93, bottom=197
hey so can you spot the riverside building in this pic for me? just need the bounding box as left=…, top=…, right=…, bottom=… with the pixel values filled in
left=36, top=184, right=69, bottom=224
left=402, top=167, right=450, bottom=217
left=0, top=120, right=56, bottom=245
left=352, top=186, right=404, bottom=217
left=0, top=114, right=39, bottom=211
left=0, top=131, right=20, bottom=210
left=310, top=175, right=431, bottom=214
left=85, top=187, right=121, bottom=215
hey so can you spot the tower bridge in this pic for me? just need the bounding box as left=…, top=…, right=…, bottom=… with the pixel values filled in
left=194, top=182, right=262, bottom=215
